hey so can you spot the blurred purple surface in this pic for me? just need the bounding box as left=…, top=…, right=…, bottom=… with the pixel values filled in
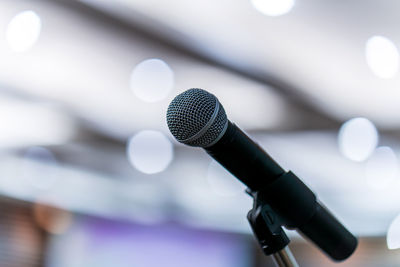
left=48, top=217, right=252, bottom=267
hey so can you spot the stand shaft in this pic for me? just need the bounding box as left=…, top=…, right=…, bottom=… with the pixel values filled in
left=271, top=246, right=299, bottom=267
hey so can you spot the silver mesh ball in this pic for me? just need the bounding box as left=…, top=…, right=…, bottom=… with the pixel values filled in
left=166, top=88, right=228, bottom=147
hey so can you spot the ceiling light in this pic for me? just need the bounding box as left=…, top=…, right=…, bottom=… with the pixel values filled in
left=6, top=10, right=42, bottom=52
left=130, top=59, right=174, bottom=103
left=22, top=147, right=59, bottom=190
left=0, top=98, right=75, bottom=148
left=387, top=214, right=400, bottom=250
left=251, top=0, right=295, bottom=17
left=338, top=118, right=378, bottom=162
left=366, top=36, right=399, bottom=79
left=127, top=130, right=173, bottom=174
left=365, top=146, right=398, bottom=190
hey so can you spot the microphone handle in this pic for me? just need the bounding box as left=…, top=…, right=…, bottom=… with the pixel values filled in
left=205, top=121, right=285, bottom=191
left=298, top=203, right=358, bottom=261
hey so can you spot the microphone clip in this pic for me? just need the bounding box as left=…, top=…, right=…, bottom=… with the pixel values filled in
left=246, top=188, right=290, bottom=255
left=247, top=185, right=300, bottom=267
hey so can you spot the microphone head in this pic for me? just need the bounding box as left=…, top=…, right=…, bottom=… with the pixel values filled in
left=166, top=88, right=228, bottom=147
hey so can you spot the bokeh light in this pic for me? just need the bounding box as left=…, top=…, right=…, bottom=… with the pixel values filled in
left=6, top=10, right=42, bottom=52
left=130, top=58, right=174, bottom=103
left=0, top=99, right=75, bottom=148
left=338, top=117, right=378, bottom=162
left=127, top=130, right=173, bottom=174
left=207, top=160, right=246, bottom=197
left=365, top=36, right=399, bottom=79
left=251, top=0, right=295, bottom=17
left=22, top=147, right=59, bottom=190
left=387, top=214, right=400, bottom=250
left=365, top=146, right=398, bottom=190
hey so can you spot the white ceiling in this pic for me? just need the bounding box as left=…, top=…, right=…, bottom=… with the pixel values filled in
left=84, top=0, right=400, bottom=128
left=0, top=0, right=294, bottom=142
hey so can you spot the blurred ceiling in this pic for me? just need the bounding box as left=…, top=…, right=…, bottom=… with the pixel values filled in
left=0, top=0, right=400, bottom=241
left=79, top=0, right=400, bottom=128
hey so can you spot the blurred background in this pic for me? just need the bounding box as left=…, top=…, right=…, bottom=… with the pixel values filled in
left=0, top=0, right=400, bottom=266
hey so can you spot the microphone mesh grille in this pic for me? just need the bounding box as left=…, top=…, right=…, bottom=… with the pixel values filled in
left=166, top=88, right=227, bottom=147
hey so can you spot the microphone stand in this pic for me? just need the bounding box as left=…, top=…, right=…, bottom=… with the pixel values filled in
left=247, top=189, right=299, bottom=267
left=271, top=247, right=298, bottom=267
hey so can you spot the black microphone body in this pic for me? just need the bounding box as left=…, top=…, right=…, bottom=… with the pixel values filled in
left=205, top=121, right=284, bottom=191
left=166, top=88, right=357, bottom=261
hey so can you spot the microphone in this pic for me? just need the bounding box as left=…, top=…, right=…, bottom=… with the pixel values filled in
left=166, top=88, right=357, bottom=261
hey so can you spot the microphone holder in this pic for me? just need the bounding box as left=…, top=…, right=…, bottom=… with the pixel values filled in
left=247, top=188, right=299, bottom=267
